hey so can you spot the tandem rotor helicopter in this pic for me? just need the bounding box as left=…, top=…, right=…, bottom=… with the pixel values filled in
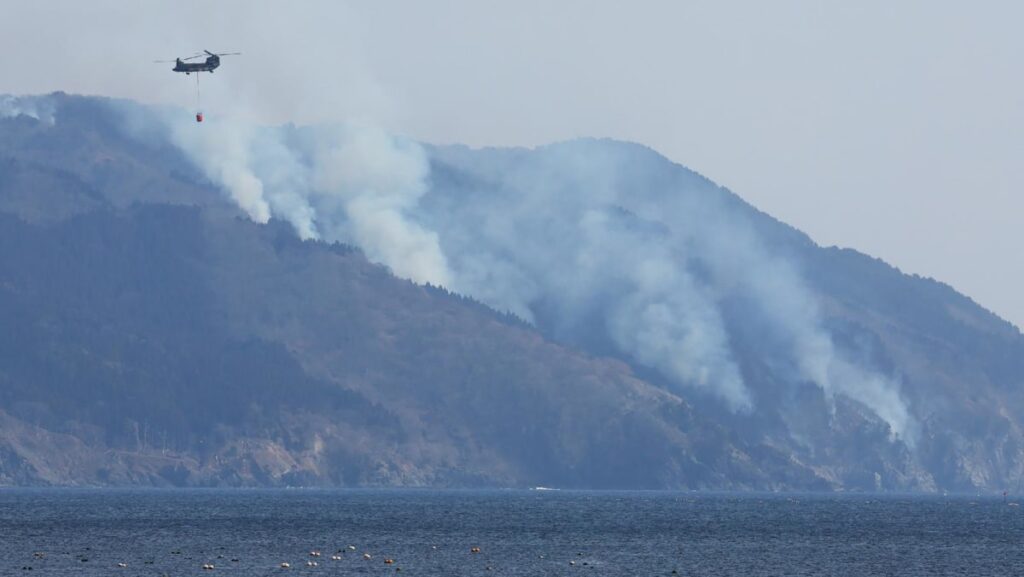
left=154, top=50, right=241, bottom=122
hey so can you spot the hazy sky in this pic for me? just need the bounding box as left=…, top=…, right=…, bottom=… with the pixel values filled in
left=2, top=1, right=1021, bottom=327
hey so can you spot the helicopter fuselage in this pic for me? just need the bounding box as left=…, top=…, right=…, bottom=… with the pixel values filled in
left=173, top=56, right=220, bottom=74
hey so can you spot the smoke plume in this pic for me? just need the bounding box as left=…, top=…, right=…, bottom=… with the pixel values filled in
left=169, top=118, right=271, bottom=224
left=151, top=109, right=915, bottom=445
left=0, top=94, right=55, bottom=124
left=418, top=140, right=917, bottom=444
left=161, top=113, right=451, bottom=287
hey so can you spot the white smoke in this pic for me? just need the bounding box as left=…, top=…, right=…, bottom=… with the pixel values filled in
left=572, top=206, right=750, bottom=412
left=413, top=142, right=761, bottom=410
left=162, top=112, right=450, bottom=287
left=684, top=199, right=918, bottom=444
left=0, top=94, right=56, bottom=124
left=153, top=111, right=915, bottom=444
left=249, top=129, right=319, bottom=240
left=168, top=117, right=271, bottom=224
left=418, top=140, right=918, bottom=443
left=307, top=124, right=451, bottom=286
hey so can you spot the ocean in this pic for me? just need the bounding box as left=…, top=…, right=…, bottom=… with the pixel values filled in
left=2, top=489, right=1021, bottom=576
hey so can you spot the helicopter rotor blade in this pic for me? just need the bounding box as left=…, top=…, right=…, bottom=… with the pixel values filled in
left=156, top=51, right=236, bottom=64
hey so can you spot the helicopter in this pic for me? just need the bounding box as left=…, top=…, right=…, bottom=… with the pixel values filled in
left=154, top=50, right=240, bottom=122
left=155, top=50, right=241, bottom=74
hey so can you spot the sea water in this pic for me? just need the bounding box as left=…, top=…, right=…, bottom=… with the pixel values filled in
left=2, top=489, right=1022, bottom=576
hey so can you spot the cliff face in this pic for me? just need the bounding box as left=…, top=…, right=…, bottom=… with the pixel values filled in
left=0, top=93, right=1021, bottom=491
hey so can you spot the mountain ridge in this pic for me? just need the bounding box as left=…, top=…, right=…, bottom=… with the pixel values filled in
left=0, top=92, right=1021, bottom=492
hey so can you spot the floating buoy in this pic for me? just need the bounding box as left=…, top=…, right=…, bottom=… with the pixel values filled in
left=471, top=547, right=481, bottom=554
left=280, top=562, right=290, bottom=569
left=309, top=551, right=321, bottom=557
left=117, top=562, right=128, bottom=568
left=384, top=559, right=395, bottom=565
left=202, top=563, right=215, bottom=570
left=196, top=112, right=204, bottom=123
left=306, top=561, right=317, bottom=567
left=331, top=555, right=342, bottom=561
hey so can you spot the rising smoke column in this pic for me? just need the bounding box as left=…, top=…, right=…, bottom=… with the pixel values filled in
left=656, top=180, right=919, bottom=444
left=589, top=209, right=752, bottom=412
left=0, top=94, right=56, bottom=124
left=157, top=111, right=915, bottom=444
left=167, top=117, right=272, bottom=224
left=418, top=141, right=755, bottom=411
left=305, top=123, right=452, bottom=287
left=419, top=139, right=917, bottom=443
left=163, top=112, right=450, bottom=287
left=249, top=127, right=319, bottom=241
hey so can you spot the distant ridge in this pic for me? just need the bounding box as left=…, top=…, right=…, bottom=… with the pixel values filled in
left=0, top=93, right=1022, bottom=492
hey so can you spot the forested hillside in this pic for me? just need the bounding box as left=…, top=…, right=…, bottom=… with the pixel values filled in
left=0, top=93, right=1022, bottom=491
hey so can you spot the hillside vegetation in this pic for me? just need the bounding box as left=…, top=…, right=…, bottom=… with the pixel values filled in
left=0, top=94, right=1021, bottom=491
